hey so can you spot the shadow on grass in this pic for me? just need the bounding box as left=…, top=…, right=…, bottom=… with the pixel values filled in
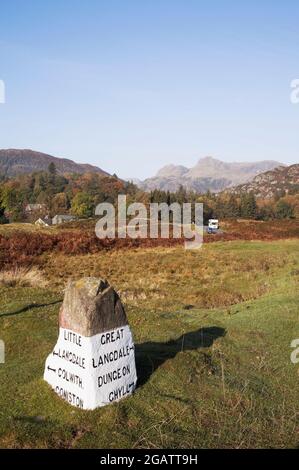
left=135, top=326, right=226, bottom=387
left=0, top=300, right=62, bottom=318
left=13, top=415, right=49, bottom=425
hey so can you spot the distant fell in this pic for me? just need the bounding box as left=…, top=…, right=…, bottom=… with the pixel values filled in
left=136, top=156, right=283, bottom=193
left=228, top=164, right=299, bottom=198
left=0, top=149, right=110, bottom=177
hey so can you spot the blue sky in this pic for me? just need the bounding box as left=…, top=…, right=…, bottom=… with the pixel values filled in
left=0, top=0, right=298, bottom=179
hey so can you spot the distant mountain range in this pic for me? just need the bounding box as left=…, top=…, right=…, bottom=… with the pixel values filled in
left=228, top=164, right=299, bottom=199
left=134, top=157, right=283, bottom=193
left=0, top=149, right=109, bottom=177
left=1, top=150, right=292, bottom=197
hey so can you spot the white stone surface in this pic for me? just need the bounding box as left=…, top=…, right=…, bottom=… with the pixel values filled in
left=44, top=325, right=137, bottom=410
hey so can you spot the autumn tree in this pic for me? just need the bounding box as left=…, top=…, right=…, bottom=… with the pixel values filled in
left=240, top=192, right=257, bottom=219
left=48, top=162, right=57, bottom=175
left=71, top=191, right=94, bottom=218
left=51, top=192, right=70, bottom=215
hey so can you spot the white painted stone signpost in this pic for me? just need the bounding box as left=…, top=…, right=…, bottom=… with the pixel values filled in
left=44, top=278, right=137, bottom=410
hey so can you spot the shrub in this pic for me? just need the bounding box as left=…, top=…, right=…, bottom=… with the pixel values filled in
left=275, top=200, right=294, bottom=219
left=0, top=267, right=47, bottom=288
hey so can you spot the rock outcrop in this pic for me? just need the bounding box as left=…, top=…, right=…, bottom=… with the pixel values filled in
left=59, top=278, right=128, bottom=336
left=44, top=278, right=137, bottom=410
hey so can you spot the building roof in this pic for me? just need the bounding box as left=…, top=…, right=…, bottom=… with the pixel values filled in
left=25, top=203, right=47, bottom=211
left=53, top=214, right=75, bottom=220
left=52, top=214, right=76, bottom=224
left=35, top=217, right=52, bottom=226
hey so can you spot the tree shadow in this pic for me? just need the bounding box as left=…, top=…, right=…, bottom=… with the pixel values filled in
left=0, top=300, right=62, bottom=318
left=135, top=326, right=226, bottom=387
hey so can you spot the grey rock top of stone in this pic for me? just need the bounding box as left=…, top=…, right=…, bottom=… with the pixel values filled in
left=59, top=277, right=128, bottom=336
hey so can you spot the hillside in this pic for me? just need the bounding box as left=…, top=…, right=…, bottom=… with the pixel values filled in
left=229, top=164, right=299, bottom=198
left=0, top=234, right=298, bottom=448
left=137, top=157, right=282, bottom=193
left=0, top=149, right=110, bottom=177
left=0, top=170, right=135, bottom=222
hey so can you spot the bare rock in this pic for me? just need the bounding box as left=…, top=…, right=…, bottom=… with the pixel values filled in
left=59, top=278, right=128, bottom=336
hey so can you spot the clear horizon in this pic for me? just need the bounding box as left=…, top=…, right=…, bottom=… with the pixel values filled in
left=0, top=1, right=299, bottom=179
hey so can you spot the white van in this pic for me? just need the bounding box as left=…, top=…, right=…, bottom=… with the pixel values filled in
left=208, top=219, right=219, bottom=233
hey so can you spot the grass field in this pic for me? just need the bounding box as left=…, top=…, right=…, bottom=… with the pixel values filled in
left=0, top=236, right=299, bottom=448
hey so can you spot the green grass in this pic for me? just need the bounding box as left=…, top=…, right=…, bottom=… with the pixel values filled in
left=0, top=240, right=298, bottom=448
